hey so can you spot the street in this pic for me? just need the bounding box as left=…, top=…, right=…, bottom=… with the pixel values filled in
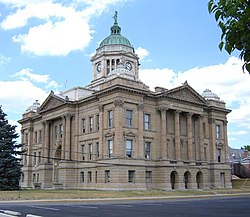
left=0, top=195, right=250, bottom=217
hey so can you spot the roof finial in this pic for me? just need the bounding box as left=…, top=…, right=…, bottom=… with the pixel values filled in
left=113, top=11, right=118, bottom=24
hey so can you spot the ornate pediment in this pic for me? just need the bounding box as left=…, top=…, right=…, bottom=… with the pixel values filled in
left=165, top=83, right=206, bottom=106
left=104, top=130, right=115, bottom=138
left=124, top=130, right=136, bottom=138
left=39, top=94, right=65, bottom=112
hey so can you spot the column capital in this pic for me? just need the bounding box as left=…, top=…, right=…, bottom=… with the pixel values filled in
left=199, top=114, right=204, bottom=119
left=113, top=99, right=124, bottom=107
left=137, top=103, right=144, bottom=111
left=208, top=117, right=215, bottom=124
left=223, top=120, right=228, bottom=125
left=158, top=107, right=168, bottom=112
left=174, top=110, right=181, bottom=115
left=61, top=113, right=74, bottom=119
left=98, top=104, right=104, bottom=112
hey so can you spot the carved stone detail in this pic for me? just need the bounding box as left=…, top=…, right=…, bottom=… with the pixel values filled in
left=113, top=99, right=124, bottom=107
left=98, top=104, right=104, bottom=112
left=169, top=89, right=204, bottom=105
left=41, top=98, right=64, bottom=111
left=137, top=103, right=144, bottom=110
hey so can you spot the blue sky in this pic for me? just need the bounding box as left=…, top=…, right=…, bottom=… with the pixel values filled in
left=0, top=0, right=250, bottom=149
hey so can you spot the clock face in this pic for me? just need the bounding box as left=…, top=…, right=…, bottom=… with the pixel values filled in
left=96, top=63, right=101, bottom=73
left=125, top=61, right=132, bottom=71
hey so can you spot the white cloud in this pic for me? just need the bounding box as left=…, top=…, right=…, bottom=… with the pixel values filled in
left=135, top=47, right=150, bottom=61
left=0, top=0, right=129, bottom=56
left=0, top=54, right=11, bottom=65
left=11, top=68, right=50, bottom=83
left=228, top=131, right=249, bottom=136
left=0, top=0, right=51, bottom=8
left=0, top=80, right=47, bottom=114
left=139, top=56, right=250, bottom=132
left=139, top=68, right=177, bottom=91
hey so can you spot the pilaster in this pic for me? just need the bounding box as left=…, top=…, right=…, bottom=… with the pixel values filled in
left=199, top=115, right=205, bottom=161
left=98, top=105, right=104, bottom=159
left=174, top=110, right=181, bottom=161
left=159, top=107, right=167, bottom=159
left=187, top=112, right=194, bottom=162
left=113, top=99, right=124, bottom=157
left=137, top=103, right=144, bottom=159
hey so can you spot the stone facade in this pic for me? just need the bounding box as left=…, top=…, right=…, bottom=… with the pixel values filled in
left=19, top=13, right=232, bottom=190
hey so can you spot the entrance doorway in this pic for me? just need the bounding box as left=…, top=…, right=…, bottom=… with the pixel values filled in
left=184, top=171, right=191, bottom=189
left=170, top=171, right=178, bottom=189
left=196, top=171, right=203, bottom=189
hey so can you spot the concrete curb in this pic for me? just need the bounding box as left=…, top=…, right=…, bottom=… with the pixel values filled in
left=0, top=192, right=250, bottom=204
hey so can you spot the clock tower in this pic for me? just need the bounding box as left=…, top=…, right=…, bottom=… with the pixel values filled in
left=90, top=11, right=140, bottom=89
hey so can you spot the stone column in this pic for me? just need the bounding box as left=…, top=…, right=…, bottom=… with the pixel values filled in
left=114, top=99, right=124, bottom=157
left=223, top=120, right=228, bottom=163
left=61, top=116, right=66, bottom=159
left=43, top=121, right=50, bottom=163
left=174, top=110, right=181, bottom=161
left=65, top=114, right=72, bottom=160
left=199, top=115, right=205, bottom=161
left=160, top=108, right=167, bottom=159
left=187, top=112, right=194, bottom=162
left=208, top=118, right=216, bottom=162
left=137, top=103, right=144, bottom=159
left=98, top=105, right=104, bottom=159
left=27, top=127, right=33, bottom=166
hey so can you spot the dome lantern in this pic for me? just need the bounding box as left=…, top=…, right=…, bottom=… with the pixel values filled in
left=99, top=11, right=132, bottom=48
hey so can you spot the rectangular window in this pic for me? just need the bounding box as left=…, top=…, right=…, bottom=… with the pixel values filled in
left=217, top=148, right=221, bottom=162
left=145, top=142, right=151, bottom=159
left=95, top=171, right=98, bottom=183
left=216, top=125, right=221, bottom=140
left=89, top=143, right=93, bottom=160
left=81, top=144, right=85, bottom=160
left=89, top=116, right=93, bottom=132
left=96, top=142, right=99, bottom=158
left=38, top=151, right=41, bottom=164
left=59, top=124, right=63, bottom=138
left=108, top=140, right=113, bottom=158
left=88, top=171, right=92, bottom=183
left=96, top=114, right=100, bottom=131
left=126, top=140, right=133, bottom=158
left=82, top=118, right=86, bottom=133
left=24, top=154, right=27, bottom=165
left=35, top=131, right=38, bottom=143
left=105, top=170, right=111, bottom=183
left=37, top=173, right=39, bottom=183
left=108, top=110, right=113, bottom=128
left=33, top=174, right=36, bottom=183
left=145, top=171, right=152, bottom=183
left=204, top=146, right=207, bottom=161
left=39, top=130, right=42, bottom=143
left=128, top=170, right=135, bottom=183
left=55, top=125, right=59, bottom=139
left=33, top=152, right=36, bottom=166
left=80, top=172, right=84, bottom=182
left=25, top=133, right=28, bottom=144
left=126, top=110, right=133, bottom=128
left=144, top=113, right=151, bottom=130
left=220, top=172, right=225, bottom=188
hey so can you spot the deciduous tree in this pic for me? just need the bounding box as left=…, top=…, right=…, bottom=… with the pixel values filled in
left=208, top=0, right=250, bottom=73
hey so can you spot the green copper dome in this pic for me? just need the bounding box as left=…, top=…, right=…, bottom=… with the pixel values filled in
left=99, top=11, right=132, bottom=48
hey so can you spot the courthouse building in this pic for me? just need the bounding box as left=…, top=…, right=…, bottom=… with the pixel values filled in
left=19, top=12, right=232, bottom=190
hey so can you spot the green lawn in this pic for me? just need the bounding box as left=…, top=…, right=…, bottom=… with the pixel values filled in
left=0, top=188, right=249, bottom=201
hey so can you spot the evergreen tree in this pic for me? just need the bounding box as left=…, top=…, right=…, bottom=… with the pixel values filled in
left=0, top=106, right=22, bottom=190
